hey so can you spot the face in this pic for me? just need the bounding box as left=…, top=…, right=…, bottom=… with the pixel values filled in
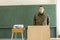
left=39, top=7, right=44, bottom=14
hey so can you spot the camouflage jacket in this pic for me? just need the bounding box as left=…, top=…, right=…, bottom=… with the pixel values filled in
left=34, top=13, right=50, bottom=26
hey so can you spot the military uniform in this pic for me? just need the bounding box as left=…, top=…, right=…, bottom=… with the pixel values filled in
left=34, top=12, right=50, bottom=25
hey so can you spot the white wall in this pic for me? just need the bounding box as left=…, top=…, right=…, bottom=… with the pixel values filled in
left=57, top=0, right=60, bottom=37
left=0, top=0, right=56, bottom=6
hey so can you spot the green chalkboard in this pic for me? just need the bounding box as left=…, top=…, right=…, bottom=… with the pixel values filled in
left=0, top=5, right=56, bottom=28
left=0, top=5, right=56, bottom=38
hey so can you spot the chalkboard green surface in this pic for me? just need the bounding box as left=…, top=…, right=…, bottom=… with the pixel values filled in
left=0, top=5, right=56, bottom=38
left=0, top=5, right=56, bottom=28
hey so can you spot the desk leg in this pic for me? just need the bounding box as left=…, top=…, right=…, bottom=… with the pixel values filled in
left=11, top=32, right=14, bottom=40
left=21, top=32, right=24, bottom=40
left=15, top=32, right=17, bottom=40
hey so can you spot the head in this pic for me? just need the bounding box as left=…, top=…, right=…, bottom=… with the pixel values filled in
left=39, top=6, right=44, bottom=14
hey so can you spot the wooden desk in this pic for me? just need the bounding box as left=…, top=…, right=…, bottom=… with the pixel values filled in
left=12, top=28, right=24, bottom=33
left=11, top=28, right=24, bottom=40
left=27, top=26, right=50, bottom=40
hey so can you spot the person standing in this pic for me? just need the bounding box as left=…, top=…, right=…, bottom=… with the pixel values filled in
left=34, top=6, right=50, bottom=26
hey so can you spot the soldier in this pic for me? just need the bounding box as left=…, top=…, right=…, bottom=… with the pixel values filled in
left=34, top=6, right=50, bottom=26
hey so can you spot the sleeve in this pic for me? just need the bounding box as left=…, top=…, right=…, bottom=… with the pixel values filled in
left=33, top=14, right=36, bottom=25
left=47, top=15, right=50, bottom=25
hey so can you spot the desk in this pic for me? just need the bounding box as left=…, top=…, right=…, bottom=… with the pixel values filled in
left=11, top=28, right=24, bottom=40
left=27, top=26, right=50, bottom=40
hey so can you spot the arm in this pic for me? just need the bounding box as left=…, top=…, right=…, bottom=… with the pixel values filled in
left=47, top=15, right=50, bottom=25
left=33, top=15, right=36, bottom=25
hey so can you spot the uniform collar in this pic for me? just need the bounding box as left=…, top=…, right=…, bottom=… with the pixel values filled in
left=38, top=12, right=44, bottom=16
